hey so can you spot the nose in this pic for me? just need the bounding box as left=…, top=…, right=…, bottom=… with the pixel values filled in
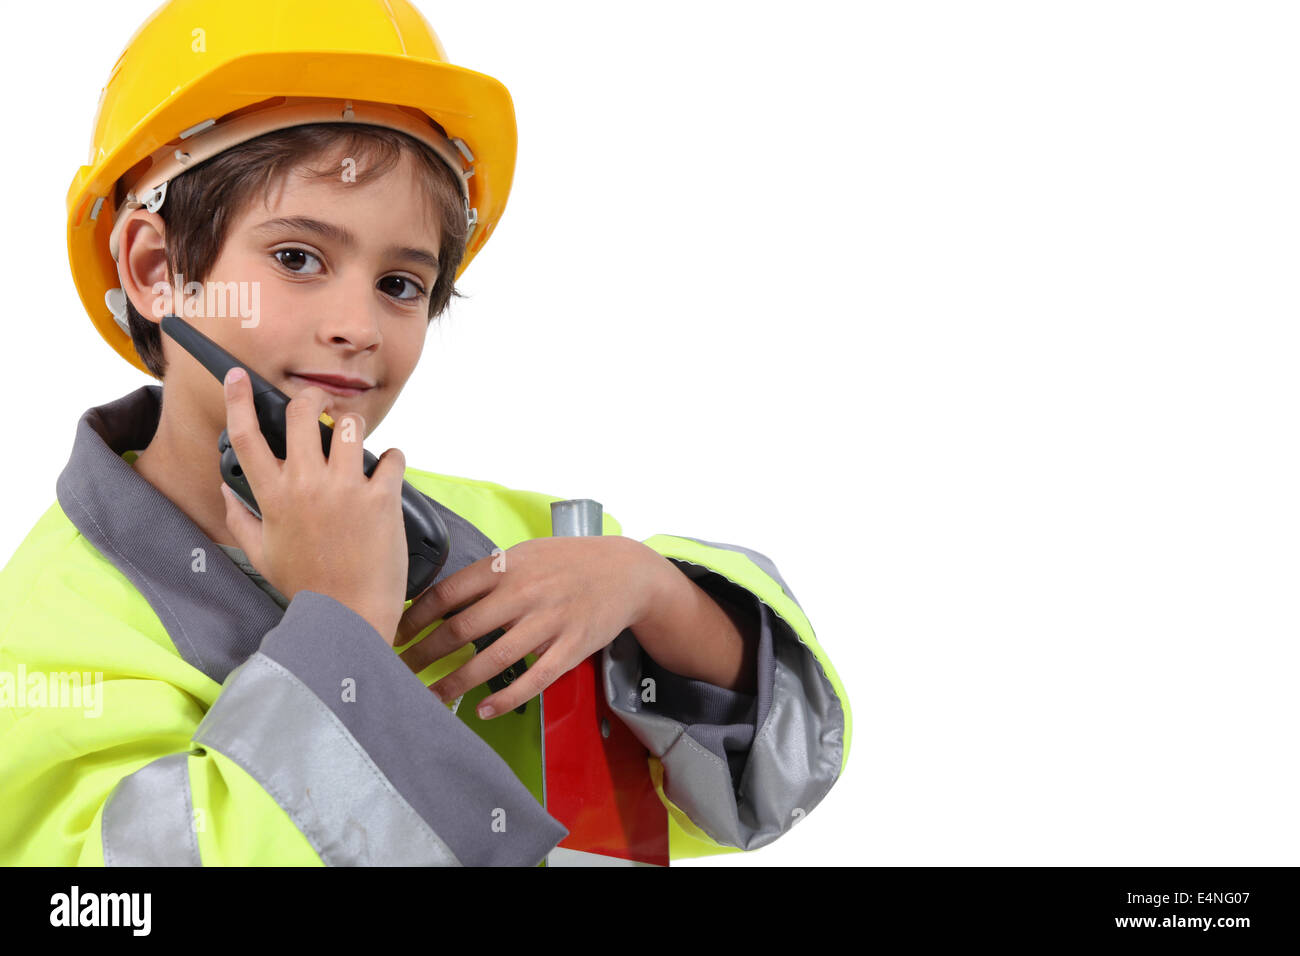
left=317, top=287, right=384, bottom=352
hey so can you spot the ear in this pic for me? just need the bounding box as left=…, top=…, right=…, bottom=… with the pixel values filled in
left=116, top=208, right=173, bottom=325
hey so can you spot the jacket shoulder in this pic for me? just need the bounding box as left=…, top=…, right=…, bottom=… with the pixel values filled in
left=0, top=501, right=87, bottom=627
left=0, top=500, right=177, bottom=665
left=401, top=466, right=624, bottom=547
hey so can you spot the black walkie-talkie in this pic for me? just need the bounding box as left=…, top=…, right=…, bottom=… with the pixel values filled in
left=161, top=313, right=527, bottom=712
left=159, top=312, right=449, bottom=600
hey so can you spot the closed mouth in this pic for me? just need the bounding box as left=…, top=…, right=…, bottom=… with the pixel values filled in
left=288, top=373, right=374, bottom=396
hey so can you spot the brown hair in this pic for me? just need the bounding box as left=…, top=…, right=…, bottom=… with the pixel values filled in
left=119, top=122, right=470, bottom=378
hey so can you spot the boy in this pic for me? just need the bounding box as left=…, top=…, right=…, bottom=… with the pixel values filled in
left=0, top=0, right=850, bottom=865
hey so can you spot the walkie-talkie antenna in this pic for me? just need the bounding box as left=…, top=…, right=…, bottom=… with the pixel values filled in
left=159, top=312, right=320, bottom=461
left=159, top=312, right=280, bottom=398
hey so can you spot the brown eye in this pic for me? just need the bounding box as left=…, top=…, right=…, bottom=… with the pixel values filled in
left=379, top=275, right=427, bottom=301
left=273, top=248, right=323, bottom=274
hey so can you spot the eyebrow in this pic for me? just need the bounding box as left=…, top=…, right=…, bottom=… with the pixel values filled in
left=251, top=216, right=440, bottom=271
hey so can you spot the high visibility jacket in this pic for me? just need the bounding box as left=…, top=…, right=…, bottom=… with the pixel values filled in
left=0, top=385, right=851, bottom=865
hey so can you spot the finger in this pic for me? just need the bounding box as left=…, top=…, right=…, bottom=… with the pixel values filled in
left=429, top=616, right=553, bottom=706
left=399, top=614, right=521, bottom=676
left=398, top=617, right=458, bottom=674
left=220, top=483, right=265, bottom=567
left=223, top=367, right=279, bottom=495
left=371, top=448, right=408, bottom=515
left=471, top=634, right=567, bottom=719
left=327, top=412, right=367, bottom=476
left=407, top=583, right=527, bottom=668
left=397, top=553, right=499, bottom=646
left=371, top=445, right=406, bottom=493
left=285, top=385, right=331, bottom=476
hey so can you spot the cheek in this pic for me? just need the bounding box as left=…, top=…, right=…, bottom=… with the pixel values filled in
left=212, top=327, right=295, bottom=378
left=393, top=329, right=427, bottom=376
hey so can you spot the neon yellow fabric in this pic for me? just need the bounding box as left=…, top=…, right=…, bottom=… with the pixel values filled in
left=0, top=463, right=848, bottom=864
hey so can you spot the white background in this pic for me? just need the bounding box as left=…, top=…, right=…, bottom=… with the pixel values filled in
left=3, top=0, right=1297, bottom=865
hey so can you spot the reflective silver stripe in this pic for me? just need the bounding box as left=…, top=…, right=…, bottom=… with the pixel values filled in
left=103, top=752, right=202, bottom=866
left=194, top=652, right=461, bottom=866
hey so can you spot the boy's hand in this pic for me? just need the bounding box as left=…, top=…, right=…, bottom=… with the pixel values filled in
left=396, top=536, right=676, bottom=717
left=219, top=367, right=410, bottom=645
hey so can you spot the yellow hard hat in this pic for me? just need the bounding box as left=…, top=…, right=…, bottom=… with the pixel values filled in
left=67, top=0, right=517, bottom=378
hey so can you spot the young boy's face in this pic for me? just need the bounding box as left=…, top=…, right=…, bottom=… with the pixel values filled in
left=125, top=144, right=441, bottom=434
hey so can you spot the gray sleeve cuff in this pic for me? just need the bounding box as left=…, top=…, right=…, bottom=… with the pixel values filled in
left=603, top=545, right=844, bottom=852
left=197, top=590, right=567, bottom=866
left=604, top=564, right=778, bottom=796
left=637, top=572, right=775, bottom=792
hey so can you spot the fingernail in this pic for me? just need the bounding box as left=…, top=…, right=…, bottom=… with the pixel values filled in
left=478, top=703, right=495, bottom=719
left=224, top=367, right=245, bottom=393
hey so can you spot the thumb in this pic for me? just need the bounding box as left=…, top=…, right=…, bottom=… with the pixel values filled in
left=220, top=483, right=265, bottom=569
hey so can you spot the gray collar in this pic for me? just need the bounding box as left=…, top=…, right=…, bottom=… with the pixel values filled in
left=56, top=385, right=498, bottom=683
